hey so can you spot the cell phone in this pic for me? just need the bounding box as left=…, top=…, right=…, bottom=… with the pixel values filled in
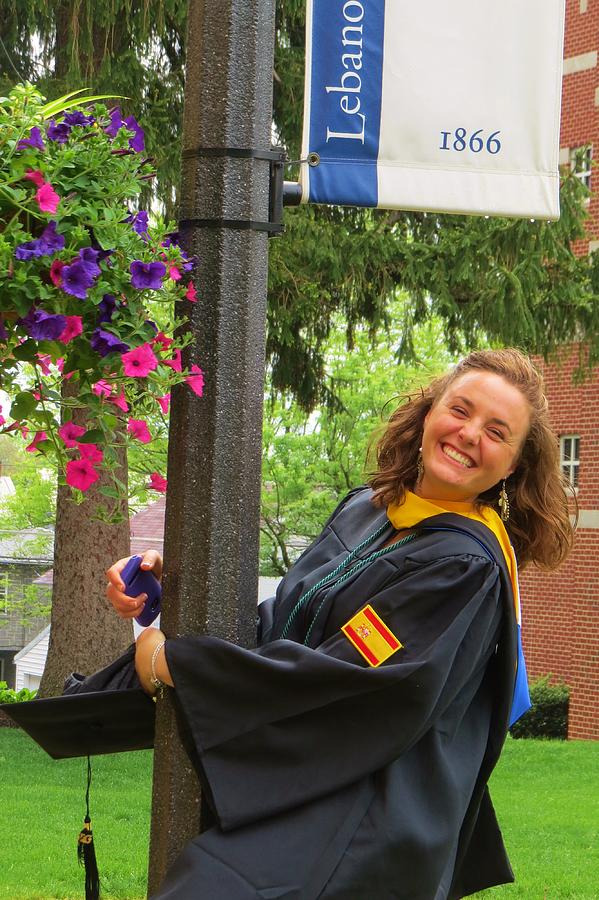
left=121, top=554, right=162, bottom=627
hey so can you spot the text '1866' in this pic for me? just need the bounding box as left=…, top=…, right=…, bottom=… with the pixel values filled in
left=439, top=128, right=502, bottom=155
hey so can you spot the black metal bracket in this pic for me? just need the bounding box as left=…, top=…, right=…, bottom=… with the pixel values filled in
left=180, top=146, right=302, bottom=236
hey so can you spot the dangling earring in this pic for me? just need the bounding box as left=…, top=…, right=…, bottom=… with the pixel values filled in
left=416, top=447, right=424, bottom=486
left=498, top=478, right=510, bottom=522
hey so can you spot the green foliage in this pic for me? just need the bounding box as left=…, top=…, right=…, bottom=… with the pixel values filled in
left=0, top=681, right=37, bottom=702
left=260, top=301, right=453, bottom=574
left=0, top=0, right=187, bottom=218
left=0, top=436, right=56, bottom=529
left=510, top=675, right=570, bottom=740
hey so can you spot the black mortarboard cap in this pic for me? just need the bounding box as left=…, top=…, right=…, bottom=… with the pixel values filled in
left=0, top=687, right=155, bottom=758
left=0, top=643, right=155, bottom=758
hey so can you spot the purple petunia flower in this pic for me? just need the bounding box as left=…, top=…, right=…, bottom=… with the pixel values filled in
left=17, top=308, right=67, bottom=341
left=61, top=260, right=96, bottom=299
left=131, top=210, right=149, bottom=238
left=63, top=111, right=95, bottom=127
left=162, top=232, right=180, bottom=249
left=97, top=293, right=117, bottom=324
left=16, top=126, right=45, bottom=152
left=0, top=318, right=8, bottom=342
left=39, top=221, right=65, bottom=254
left=130, top=260, right=165, bottom=290
left=79, top=247, right=101, bottom=277
left=91, top=328, right=129, bottom=357
left=14, top=244, right=38, bottom=262
left=14, top=221, right=65, bottom=260
left=47, top=120, right=71, bottom=143
left=123, top=115, right=145, bottom=153
left=105, top=107, right=123, bottom=138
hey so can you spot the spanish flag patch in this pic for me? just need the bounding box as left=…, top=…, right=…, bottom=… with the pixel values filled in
left=341, top=604, right=403, bottom=667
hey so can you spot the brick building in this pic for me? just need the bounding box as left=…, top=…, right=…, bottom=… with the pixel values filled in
left=520, top=0, right=599, bottom=739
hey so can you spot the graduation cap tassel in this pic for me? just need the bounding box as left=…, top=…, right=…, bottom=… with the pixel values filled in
left=77, top=756, right=100, bottom=900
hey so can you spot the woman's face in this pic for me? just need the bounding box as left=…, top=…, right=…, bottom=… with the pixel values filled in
left=418, top=370, right=531, bottom=503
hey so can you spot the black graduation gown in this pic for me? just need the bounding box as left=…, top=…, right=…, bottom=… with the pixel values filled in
left=153, top=488, right=517, bottom=900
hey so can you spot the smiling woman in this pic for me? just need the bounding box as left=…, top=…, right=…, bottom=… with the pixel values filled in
left=108, top=347, right=574, bottom=900
left=370, top=348, right=573, bottom=570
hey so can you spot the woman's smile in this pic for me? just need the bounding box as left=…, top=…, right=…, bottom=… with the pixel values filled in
left=440, top=443, right=476, bottom=468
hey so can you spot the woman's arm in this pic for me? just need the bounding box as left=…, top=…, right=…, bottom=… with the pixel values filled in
left=104, top=551, right=173, bottom=695
left=135, top=626, right=174, bottom=693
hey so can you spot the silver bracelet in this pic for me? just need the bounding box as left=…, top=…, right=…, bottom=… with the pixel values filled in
left=150, top=639, right=166, bottom=699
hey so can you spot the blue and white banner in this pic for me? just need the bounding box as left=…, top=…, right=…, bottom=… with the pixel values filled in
left=300, top=0, right=566, bottom=219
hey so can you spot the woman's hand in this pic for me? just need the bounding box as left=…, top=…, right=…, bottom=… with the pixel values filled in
left=135, top=626, right=173, bottom=695
left=106, top=549, right=163, bottom=619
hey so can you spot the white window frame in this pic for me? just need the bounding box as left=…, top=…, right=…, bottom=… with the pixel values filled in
left=0, top=573, right=8, bottom=616
left=560, top=435, right=580, bottom=490
left=569, top=145, right=592, bottom=189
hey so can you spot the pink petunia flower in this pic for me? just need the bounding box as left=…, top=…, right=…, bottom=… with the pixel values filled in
left=185, top=282, right=198, bottom=302
left=153, top=331, right=173, bottom=350
left=25, top=431, right=48, bottom=453
left=162, top=347, right=182, bottom=373
left=156, top=394, right=171, bottom=414
left=36, top=353, right=52, bottom=375
left=168, top=265, right=182, bottom=281
left=36, top=182, right=60, bottom=214
left=127, top=418, right=152, bottom=443
left=49, top=259, right=65, bottom=287
left=186, top=364, right=205, bottom=397
left=149, top=472, right=168, bottom=493
left=77, top=443, right=104, bottom=464
left=20, top=425, right=29, bottom=439
left=56, top=358, right=65, bottom=372
left=108, top=388, right=129, bottom=412
left=58, top=421, right=86, bottom=448
left=59, top=316, right=83, bottom=343
left=92, top=379, right=113, bottom=398
left=66, top=457, right=100, bottom=491
left=121, top=343, right=158, bottom=377
left=24, top=169, right=46, bottom=188
left=0, top=415, right=5, bottom=427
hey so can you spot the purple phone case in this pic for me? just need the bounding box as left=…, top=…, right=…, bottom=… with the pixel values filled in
left=121, top=555, right=162, bottom=627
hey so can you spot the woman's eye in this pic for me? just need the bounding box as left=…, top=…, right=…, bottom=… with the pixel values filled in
left=488, top=428, right=504, bottom=440
left=452, top=406, right=467, bottom=416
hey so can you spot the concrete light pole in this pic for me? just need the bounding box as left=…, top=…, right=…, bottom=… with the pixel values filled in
left=148, top=0, right=277, bottom=891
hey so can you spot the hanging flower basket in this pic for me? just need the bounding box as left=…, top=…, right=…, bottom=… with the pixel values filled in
left=0, top=84, right=203, bottom=513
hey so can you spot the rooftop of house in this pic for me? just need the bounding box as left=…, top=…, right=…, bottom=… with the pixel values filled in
left=0, top=526, right=54, bottom=565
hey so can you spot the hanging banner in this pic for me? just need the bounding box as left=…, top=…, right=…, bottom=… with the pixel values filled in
left=300, top=0, right=565, bottom=219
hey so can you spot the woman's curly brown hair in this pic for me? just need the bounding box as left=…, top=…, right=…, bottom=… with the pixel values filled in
left=368, top=348, right=575, bottom=571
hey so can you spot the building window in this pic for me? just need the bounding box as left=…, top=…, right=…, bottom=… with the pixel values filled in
left=560, top=435, right=580, bottom=489
left=569, top=145, right=592, bottom=189
left=0, top=573, right=8, bottom=616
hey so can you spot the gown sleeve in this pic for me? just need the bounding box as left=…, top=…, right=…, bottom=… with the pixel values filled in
left=164, top=553, right=504, bottom=831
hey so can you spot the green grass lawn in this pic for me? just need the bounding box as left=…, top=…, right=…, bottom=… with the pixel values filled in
left=0, top=729, right=598, bottom=899
left=0, top=728, right=152, bottom=900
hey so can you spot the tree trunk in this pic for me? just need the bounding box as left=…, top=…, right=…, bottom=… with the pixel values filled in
left=38, top=386, right=132, bottom=697
left=53, top=0, right=71, bottom=80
